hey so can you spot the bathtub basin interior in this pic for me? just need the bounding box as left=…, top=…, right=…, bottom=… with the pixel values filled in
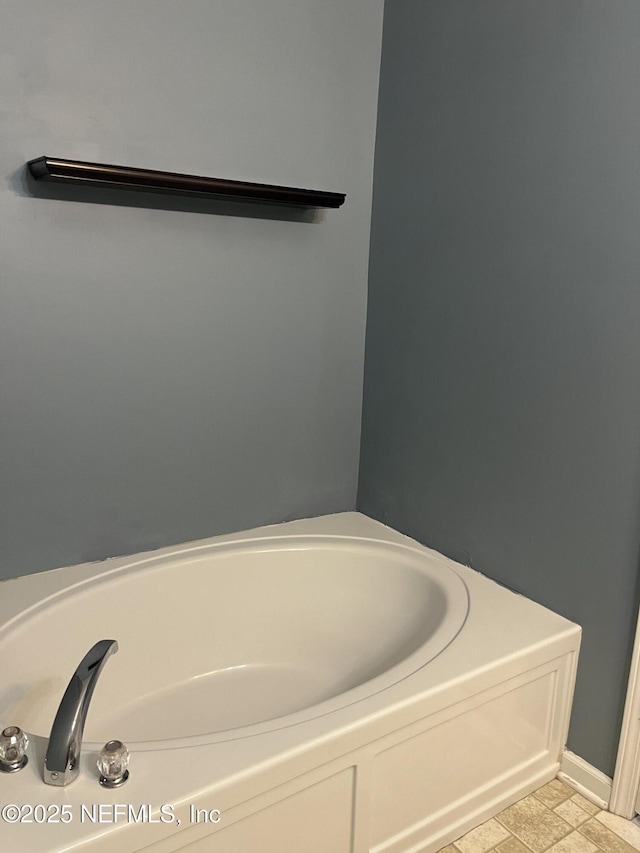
left=0, top=536, right=468, bottom=746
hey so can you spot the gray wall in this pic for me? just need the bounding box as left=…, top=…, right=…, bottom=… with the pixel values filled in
left=0, top=0, right=384, bottom=580
left=359, top=0, right=640, bottom=776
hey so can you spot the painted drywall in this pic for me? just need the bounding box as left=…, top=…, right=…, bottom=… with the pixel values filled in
left=359, top=0, right=640, bottom=776
left=0, top=0, right=384, bottom=579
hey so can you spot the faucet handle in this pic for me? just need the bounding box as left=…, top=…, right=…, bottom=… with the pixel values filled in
left=0, top=726, right=29, bottom=772
left=97, top=739, right=130, bottom=788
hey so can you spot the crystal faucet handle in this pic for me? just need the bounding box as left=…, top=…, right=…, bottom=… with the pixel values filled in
left=97, top=740, right=130, bottom=787
left=0, top=726, right=29, bottom=772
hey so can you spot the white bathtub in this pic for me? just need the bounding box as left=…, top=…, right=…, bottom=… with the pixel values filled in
left=0, top=512, right=580, bottom=852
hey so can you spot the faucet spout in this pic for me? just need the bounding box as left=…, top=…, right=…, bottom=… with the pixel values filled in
left=44, top=639, right=118, bottom=786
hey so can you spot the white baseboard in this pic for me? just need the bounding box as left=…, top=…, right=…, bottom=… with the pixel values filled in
left=558, top=750, right=612, bottom=810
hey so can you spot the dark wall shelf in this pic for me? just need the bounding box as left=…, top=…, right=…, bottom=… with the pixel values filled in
left=27, top=157, right=346, bottom=209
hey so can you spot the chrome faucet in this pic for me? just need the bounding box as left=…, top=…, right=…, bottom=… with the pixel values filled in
left=44, top=639, right=118, bottom=786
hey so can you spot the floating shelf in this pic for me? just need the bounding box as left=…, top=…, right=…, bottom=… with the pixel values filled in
left=27, top=157, right=346, bottom=209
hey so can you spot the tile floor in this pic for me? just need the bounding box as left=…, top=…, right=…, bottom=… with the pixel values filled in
left=438, top=779, right=640, bottom=853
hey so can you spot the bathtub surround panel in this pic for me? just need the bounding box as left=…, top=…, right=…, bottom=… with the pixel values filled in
left=185, top=768, right=356, bottom=853
left=0, top=0, right=384, bottom=580
left=358, top=0, right=640, bottom=777
left=0, top=513, right=580, bottom=852
left=369, top=669, right=559, bottom=851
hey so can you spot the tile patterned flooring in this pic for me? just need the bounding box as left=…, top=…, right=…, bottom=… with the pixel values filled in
left=438, top=779, right=640, bottom=853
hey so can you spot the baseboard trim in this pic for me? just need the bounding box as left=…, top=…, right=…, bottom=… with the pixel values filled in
left=558, top=750, right=612, bottom=810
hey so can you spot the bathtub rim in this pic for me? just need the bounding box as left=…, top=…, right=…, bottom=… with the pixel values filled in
left=0, top=531, right=470, bottom=750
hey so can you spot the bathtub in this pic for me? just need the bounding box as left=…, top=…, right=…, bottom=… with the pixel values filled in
left=0, top=512, right=580, bottom=852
